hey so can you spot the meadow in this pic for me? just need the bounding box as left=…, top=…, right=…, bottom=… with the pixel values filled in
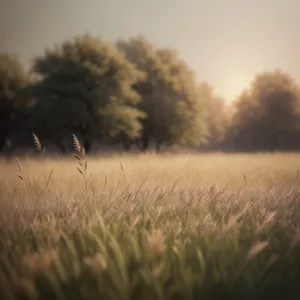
left=1, top=150, right=300, bottom=300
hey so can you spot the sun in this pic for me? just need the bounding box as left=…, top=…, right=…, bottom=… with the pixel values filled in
left=214, top=73, right=252, bottom=103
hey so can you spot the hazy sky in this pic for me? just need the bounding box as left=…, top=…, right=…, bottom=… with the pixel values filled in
left=1, top=0, right=300, bottom=102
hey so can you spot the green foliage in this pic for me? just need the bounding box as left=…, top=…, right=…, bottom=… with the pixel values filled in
left=117, top=36, right=206, bottom=151
left=3, top=37, right=300, bottom=154
left=0, top=52, right=31, bottom=151
left=197, top=83, right=229, bottom=149
left=28, top=35, right=145, bottom=151
left=229, top=70, right=300, bottom=151
left=99, top=102, right=145, bottom=138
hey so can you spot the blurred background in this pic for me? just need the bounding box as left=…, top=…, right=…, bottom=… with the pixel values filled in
left=1, top=0, right=300, bottom=154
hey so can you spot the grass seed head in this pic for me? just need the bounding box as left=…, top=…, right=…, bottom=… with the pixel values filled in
left=83, top=252, right=108, bottom=273
left=21, top=250, right=57, bottom=277
left=146, top=229, right=166, bottom=256
left=72, top=134, right=82, bottom=153
left=32, top=133, right=42, bottom=153
left=246, top=240, right=269, bottom=262
left=266, top=253, right=280, bottom=268
left=222, top=215, right=238, bottom=233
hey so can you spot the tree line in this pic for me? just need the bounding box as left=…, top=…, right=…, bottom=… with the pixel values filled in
left=1, top=34, right=300, bottom=154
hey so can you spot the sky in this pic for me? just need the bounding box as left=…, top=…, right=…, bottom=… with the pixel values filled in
left=1, top=0, right=300, bottom=102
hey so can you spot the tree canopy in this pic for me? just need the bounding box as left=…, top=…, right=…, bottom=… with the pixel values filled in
left=116, top=35, right=206, bottom=151
left=28, top=35, right=145, bottom=152
left=0, top=52, right=31, bottom=152
left=229, top=70, right=300, bottom=151
left=1, top=34, right=300, bottom=154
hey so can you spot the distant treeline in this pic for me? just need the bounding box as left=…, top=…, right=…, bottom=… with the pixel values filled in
left=1, top=34, right=300, bottom=154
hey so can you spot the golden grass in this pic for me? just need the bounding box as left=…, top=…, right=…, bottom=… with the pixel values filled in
left=1, top=152, right=299, bottom=190
left=1, top=152, right=300, bottom=299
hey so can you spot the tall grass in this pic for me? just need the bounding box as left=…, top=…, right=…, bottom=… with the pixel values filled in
left=1, top=143, right=300, bottom=299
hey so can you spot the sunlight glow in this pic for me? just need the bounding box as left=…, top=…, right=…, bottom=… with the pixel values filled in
left=217, top=74, right=252, bottom=102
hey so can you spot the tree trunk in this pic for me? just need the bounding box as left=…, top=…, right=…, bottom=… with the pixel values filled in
left=120, top=134, right=132, bottom=151
left=83, top=139, right=92, bottom=153
left=0, top=115, right=9, bottom=152
left=270, top=133, right=278, bottom=152
left=0, top=131, right=6, bottom=152
left=79, top=126, right=92, bottom=154
left=155, top=139, right=162, bottom=152
left=122, top=140, right=132, bottom=151
left=141, top=134, right=150, bottom=152
left=55, top=139, right=67, bottom=153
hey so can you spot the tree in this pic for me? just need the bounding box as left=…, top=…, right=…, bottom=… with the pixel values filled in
left=28, top=35, right=145, bottom=153
left=116, top=35, right=206, bottom=151
left=197, top=82, right=228, bottom=150
left=229, top=70, right=300, bottom=151
left=0, top=52, right=31, bottom=152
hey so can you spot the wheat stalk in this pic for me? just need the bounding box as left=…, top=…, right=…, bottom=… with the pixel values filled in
left=72, top=134, right=88, bottom=180
left=245, top=240, right=269, bottom=262
left=15, top=159, right=24, bottom=181
left=32, top=133, right=42, bottom=154
left=72, top=134, right=82, bottom=153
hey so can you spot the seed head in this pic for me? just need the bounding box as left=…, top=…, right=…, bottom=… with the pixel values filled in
left=245, top=240, right=269, bottom=262
left=146, top=229, right=166, bottom=256
left=83, top=252, right=107, bottom=273
left=21, top=250, right=57, bottom=277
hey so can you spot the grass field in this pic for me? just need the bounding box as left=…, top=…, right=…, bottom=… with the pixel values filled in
left=1, top=152, right=300, bottom=300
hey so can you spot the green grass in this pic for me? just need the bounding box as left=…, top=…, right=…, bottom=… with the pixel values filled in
left=1, top=152, right=300, bottom=300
